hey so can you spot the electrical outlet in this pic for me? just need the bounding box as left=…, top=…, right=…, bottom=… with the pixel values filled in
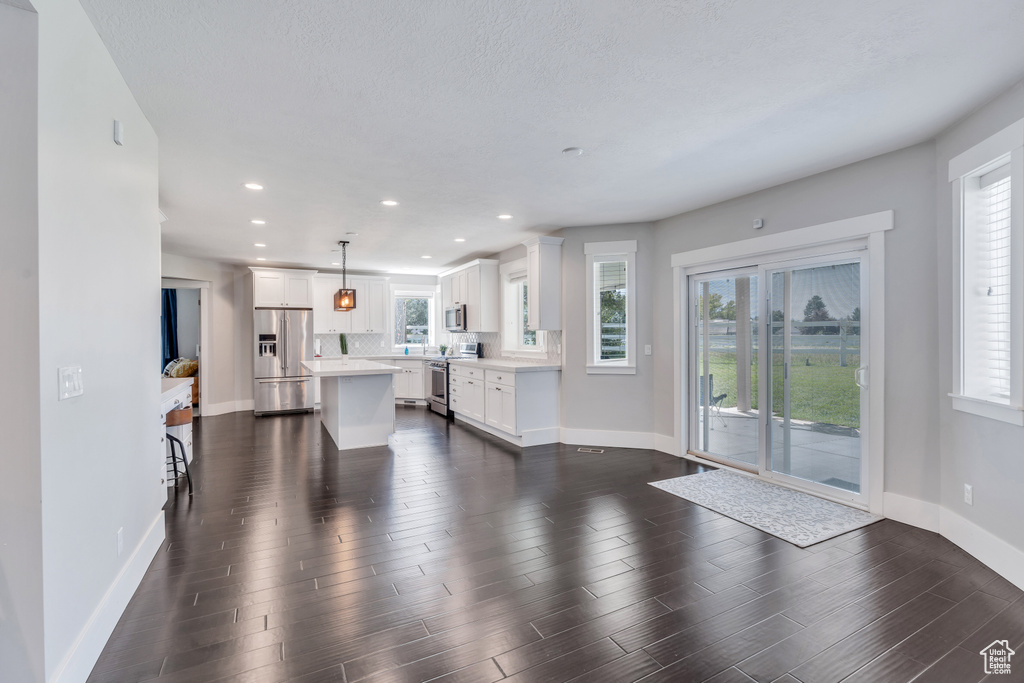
left=116, top=527, right=124, bottom=557
left=342, top=377, right=353, bottom=383
left=645, top=344, right=652, bottom=355
left=964, top=484, right=973, bottom=506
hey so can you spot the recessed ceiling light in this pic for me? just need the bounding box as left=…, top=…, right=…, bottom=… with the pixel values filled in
left=251, top=219, right=266, bottom=225
left=244, top=183, right=264, bottom=190
left=421, top=255, right=432, bottom=259
left=254, top=243, right=266, bottom=247
left=256, top=257, right=266, bottom=261
left=562, top=147, right=583, bottom=156
left=454, top=238, right=466, bottom=242
left=497, top=214, right=513, bottom=220
left=345, top=231, right=359, bottom=236
left=380, top=200, right=399, bottom=207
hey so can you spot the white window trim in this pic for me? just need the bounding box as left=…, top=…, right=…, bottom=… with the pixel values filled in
left=586, top=240, right=637, bottom=374
left=390, top=284, right=439, bottom=351
left=499, top=258, right=546, bottom=357
left=948, top=118, right=1024, bottom=425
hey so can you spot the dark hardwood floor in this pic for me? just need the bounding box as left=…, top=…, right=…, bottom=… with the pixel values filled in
left=90, top=407, right=1023, bottom=682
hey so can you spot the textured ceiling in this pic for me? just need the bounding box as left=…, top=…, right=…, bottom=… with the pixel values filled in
left=80, top=0, right=1024, bottom=274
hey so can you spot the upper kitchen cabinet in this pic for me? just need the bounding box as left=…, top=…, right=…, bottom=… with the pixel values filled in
left=440, top=260, right=499, bottom=332
left=313, top=274, right=388, bottom=334
left=251, top=268, right=317, bottom=308
left=523, top=236, right=563, bottom=331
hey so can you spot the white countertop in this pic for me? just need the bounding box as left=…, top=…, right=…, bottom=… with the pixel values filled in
left=302, top=359, right=402, bottom=377
left=161, top=377, right=193, bottom=401
left=446, top=358, right=561, bottom=373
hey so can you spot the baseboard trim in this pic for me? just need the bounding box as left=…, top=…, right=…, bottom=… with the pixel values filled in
left=654, top=433, right=681, bottom=456
left=521, top=427, right=560, bottom=447
left=940, top=508, right=1024, bottom=591
left=51, top=510, right=165, bottom=683
left=453, top=414, right=523, bottom=446
left=559, top=428, right=655, bottom=450
left=883, top=492, right=940, bottom=532
left=204, top=399, right=255, bottom=416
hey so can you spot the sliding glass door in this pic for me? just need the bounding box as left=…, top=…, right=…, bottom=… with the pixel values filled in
left=689, top=252, right=869, bottom=506
left=691, top=271, right=759, bottom=468
left=766, top=259, right=865, bottom=499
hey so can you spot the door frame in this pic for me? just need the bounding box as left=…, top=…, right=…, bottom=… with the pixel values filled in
left=162, top=277, right=211, bottom=417
left=672, top=211, right=890, bottom=514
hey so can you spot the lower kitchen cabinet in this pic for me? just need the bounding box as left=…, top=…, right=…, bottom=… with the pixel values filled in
left=449, top=362, right=559, bottom=446
left=393, top=360, right=426, bottom=400
left=485, top=382, right=516, bottom=434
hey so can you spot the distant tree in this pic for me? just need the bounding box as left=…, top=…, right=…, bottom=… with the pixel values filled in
left=801, top=295, right=838, bottom=335
left=846, top=306, right=861, bottom=336
left=720, top=299, right=736, bottom=321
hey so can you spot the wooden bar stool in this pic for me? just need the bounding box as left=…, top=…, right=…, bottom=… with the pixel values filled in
left=166, top=406, right=193, bottom=495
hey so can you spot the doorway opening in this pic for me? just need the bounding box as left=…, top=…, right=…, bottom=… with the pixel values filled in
left=161, top=278, right=210, bottom=416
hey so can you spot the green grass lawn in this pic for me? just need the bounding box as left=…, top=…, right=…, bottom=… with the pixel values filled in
left=702, top=351, right=860, bottom=428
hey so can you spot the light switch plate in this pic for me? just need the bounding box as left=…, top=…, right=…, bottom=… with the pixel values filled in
left=645, top=345, right=652, bottom=355
left=58, top=366, right=84, bottom=400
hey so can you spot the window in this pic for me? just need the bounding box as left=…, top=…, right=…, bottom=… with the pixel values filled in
left=393, top=293, right=433, bottom=347
left=949, top=118, right=1023, bottom=424
left=500, top=259, right=545, bottom=354
left=585, top=240, right=637, bottom=374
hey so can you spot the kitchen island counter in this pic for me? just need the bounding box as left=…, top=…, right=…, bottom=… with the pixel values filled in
left=301, top=360, right=401, bottom=450
left=303, top=359, right=402, bottom=377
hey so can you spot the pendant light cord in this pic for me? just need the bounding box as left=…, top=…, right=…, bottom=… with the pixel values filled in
left=341, top=241, right=348, bottom=290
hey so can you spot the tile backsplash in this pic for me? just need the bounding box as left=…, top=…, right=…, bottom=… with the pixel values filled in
left=445, top=330, right=562, bottom=364
left=315, top=332, right=389, bottom=357
left=314, top=330, right=561, bottom=364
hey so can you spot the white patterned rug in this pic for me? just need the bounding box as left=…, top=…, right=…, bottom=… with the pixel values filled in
left=649, top=469, right=882, bottom=547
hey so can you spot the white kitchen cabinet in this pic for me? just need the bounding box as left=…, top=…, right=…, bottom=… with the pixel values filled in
left=439, top=260, right=499, bottom=332
left=313, top=274, right=388, bottom=334
left=392, top=360, right=425, bottom=399
left=523, top=236, right=563, bottom=331
left=485, top=382, right=517, bottom=434
left=313, top=276, right=341, bottom=333
left=449, top=372, right=485, bottom=421
left=450, top=362, right=559, bottom=446
left=251, top=268, right=316, bottom=308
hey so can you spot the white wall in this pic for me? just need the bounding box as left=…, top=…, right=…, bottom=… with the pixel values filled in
left=649, top=144, right=940, bottom=506
left=935, top=79, right=1024, bottom=552
left=35, top=0, right=164, bottom=679
left=0, top=3, right=45, bottom=681
left=559, top=223, right=657, bottom=441
left=174, top=288, right=200, bottom=360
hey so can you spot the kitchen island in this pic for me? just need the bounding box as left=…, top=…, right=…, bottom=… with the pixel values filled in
left=301, top=359, right=402, bottom=450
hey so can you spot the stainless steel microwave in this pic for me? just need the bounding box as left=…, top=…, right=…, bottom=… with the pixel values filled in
left=444, top=304, right=466, bottom=332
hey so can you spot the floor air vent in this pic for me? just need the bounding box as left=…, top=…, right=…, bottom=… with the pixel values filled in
left=577, top=447, right=605, bottom=454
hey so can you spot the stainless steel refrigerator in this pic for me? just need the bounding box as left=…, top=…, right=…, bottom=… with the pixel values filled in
left=253, top=309, right=314, bottom=415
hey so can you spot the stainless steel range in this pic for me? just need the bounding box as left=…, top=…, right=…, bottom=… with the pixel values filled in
left=426, top=342, right=481, bottom=417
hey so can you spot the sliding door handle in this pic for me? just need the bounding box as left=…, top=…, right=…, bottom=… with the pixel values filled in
left=855, top=366, right=868, bottom=389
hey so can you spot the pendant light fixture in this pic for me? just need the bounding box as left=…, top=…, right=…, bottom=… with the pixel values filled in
left=334, top=240, right=357, bottom=311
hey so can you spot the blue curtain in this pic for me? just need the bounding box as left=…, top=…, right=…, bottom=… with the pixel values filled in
left=161, top=288, right=178, bottom=369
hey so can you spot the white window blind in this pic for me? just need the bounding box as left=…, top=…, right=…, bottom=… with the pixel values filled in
left=966, top=166, right=1012, bottom=401
left=595, top=260, right=627, bottom=361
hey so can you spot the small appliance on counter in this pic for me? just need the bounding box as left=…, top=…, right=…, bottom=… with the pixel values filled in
left=253, top=308, right=315, bottom=416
